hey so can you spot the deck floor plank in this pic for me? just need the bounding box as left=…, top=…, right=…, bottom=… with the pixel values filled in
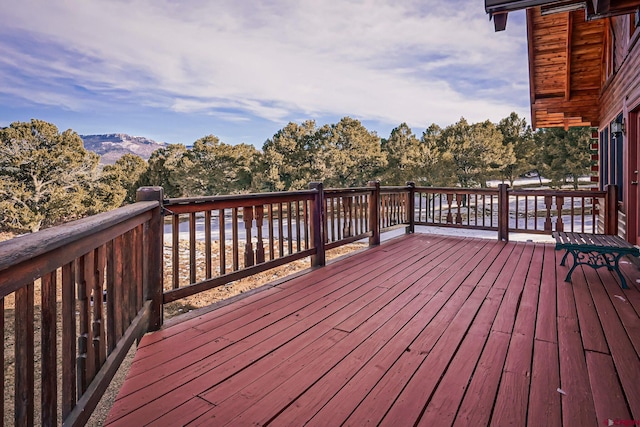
left=586, top=267, right=640, bottom=420
left=104, top=234, right=640, bottom=427
left=491, top=244, right=543, bottom=426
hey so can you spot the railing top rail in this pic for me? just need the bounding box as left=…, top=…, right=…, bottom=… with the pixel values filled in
left=380, top=186, right=412, bottom=193
left=324, top=187, right=372, bottom=194
left=164, top=189, right=316, bottom=206
left=414, top=186, right=499, bottom=194
left=0, top=200, right=158, bottom=297
left=508, top=188, right=607, bottom=197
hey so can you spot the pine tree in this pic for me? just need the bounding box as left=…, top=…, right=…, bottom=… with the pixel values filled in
left=0, top=119, right=101, bottom=232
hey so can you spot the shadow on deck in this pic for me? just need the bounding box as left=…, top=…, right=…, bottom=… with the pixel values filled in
left=105, top=233, right=640, bottom=426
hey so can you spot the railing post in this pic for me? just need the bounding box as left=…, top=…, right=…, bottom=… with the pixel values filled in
left=368, top=181, right=381, bottom=246
left=406, top=181, right=415, bottom=234
left=136, top=186, right=164, bottom=331
left=309, top=182, right=326, bottom=267
left=605, top=184, right=619, bottom=235
left=497, top=184, right=509, bottom=242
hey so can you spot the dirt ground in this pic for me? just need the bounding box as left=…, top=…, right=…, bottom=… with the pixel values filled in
left=2, top=231, right=366, bottom=426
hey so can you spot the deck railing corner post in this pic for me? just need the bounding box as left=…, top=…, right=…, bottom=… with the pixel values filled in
left=406, top=181, right=416, bottom=234
left=136, top=186, right=164, bottom=331
left=368, top=181, right=381, bottom=246
left=497, top=183, right=509, bottom=242
left=309, top=182, right=326, bottom=267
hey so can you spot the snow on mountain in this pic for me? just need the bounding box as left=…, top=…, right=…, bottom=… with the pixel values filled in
left=80, top=133, right=167, bottom=164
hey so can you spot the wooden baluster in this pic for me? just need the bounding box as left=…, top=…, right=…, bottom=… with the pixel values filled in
left=570, top=196, right=575, bottom=232
left=189, top=212, right=196, bottom=285
left=172, top=214, right=180, bottom=289
left=295, top=201, right=302, bottom=251
left=255, top=205, right=265, bottom=263
left=15, top=283, right=35, bottom=426
left=77, top=253, right=93, bottom=394
left=93, top=246, right=107, bottom=369
left=534, top=196, right=539, bottom=231
left=556, top=195, right=565, bottom=232
left=514, top=195, right=519, bottom=230
left=342, top=197, right=352, bottom=237
left=303, top=200, right=310, bottom=250
left=205, top=210, right=212, bottom=278
left=287, top=201, right=294, bottom=254
left=524, top=196, right=528, bottom=230
left=544, top=195, right=553, bottom=232
left=122, top=231, right=133, bottom=326
left=489, top=194, right=494, bottom=227
left=446, top=193, right=454, bottom=223
left=41, top=271, right=57, bottom=425
left=134, top=225, right=142, bottom=312
left=455, top=193, right=463, bottom=224
left=243, top=206, right=255, bottom=267
left=61, top=261, right=76, bottom=419
left=268, top=204, right=275, bottom=260
left=328, top=197, right=335, bottom=242
left=581, top=196, right=586, bottom=232
left=219, top=209, right=226, bottom=274
left=275, top=203, right=282, bottom=255
left=232, top=207, right=239, bottom=270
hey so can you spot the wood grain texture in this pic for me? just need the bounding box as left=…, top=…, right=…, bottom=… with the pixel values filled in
left=105, top=235, right=640, bottom=426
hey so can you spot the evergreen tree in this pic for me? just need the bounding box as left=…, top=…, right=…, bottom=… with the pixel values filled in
left=180, top=135, right=258, bottom=196
left=100, top=153, right=148, bottom=205
left=534, top=127, right=592, bottom=189
left=262, top=120, right=322, bottom=191
left=419, top=123, right=452, bottom=186
left=318, top=117, right=387, bottom=187
left=0, top=119, right=101, bottom=232
left=438, top=118, right=514, bottom=187
left=497, top=112, right=535, bottom=186
left=138, top=144, right=188, bottom=198
left=381, top=123, right=423, bottom=185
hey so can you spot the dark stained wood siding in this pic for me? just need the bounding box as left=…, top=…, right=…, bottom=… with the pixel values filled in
left=528, top=8, right=605, bottom=128
left=601, top=14, right=640, bottom=123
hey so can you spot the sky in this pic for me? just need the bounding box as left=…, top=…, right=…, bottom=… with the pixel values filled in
left=0, top=0, right=529, bottom=148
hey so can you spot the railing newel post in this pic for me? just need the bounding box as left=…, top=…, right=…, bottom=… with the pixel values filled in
left=498, top=184, right=509, bottom=242
left=605, top=184, right=619, bottom=235
left=368, top=181, right=381, bottom=246
left=309, top=182, right=326, bottom=267
left=406, top=182, right=415, bottom=234
left=136, top=186, right=164, bottom=331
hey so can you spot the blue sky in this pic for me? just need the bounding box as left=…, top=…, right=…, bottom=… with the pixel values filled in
left=0, top=0, right=529, bottom=148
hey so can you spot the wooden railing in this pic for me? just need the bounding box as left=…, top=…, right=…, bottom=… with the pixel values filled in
left=162, top=188, right=320, bottom=303
left=0, top=188, right=163, bottom=427
left=414, top=186, right=501, bottom=231
left=412, top=184, right=618, bottom=240
left=0, top=182, right=619, bottom=425
left=507, top=187, right=613, bottom=235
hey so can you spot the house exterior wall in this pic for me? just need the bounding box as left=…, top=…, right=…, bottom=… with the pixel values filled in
left=599, top=13, right=640, bottom=243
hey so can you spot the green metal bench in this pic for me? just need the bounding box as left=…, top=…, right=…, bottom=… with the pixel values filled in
left=554, top=232, right=639, bottom=289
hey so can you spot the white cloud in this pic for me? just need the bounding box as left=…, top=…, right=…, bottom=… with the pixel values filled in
left=0, top=0, right=530, bottom=132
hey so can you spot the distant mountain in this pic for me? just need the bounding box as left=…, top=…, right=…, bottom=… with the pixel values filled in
left=80, top=133, right=167, bottom=164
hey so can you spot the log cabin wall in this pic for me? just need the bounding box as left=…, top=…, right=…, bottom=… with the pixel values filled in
left=599, top=12, right=640, bottom=243
left=600, top=13, right=640, bottom=124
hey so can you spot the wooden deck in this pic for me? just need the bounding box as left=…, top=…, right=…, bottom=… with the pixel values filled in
left=105, top=233, right=640, bottom=426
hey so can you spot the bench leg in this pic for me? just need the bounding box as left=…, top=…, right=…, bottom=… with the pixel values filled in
left=609, top=253, right=629, bottom=290
left=563, top=249, right=579, bottom=282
